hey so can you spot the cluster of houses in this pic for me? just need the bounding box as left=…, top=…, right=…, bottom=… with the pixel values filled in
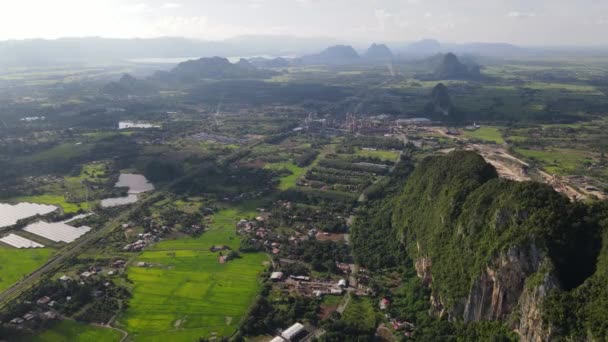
left=270, top=271, right=348, bottom=298
left=122, top=223, right=168, bottom=252
left=6, top=296, right=59, bottom=327
left=379, top=297, right=416, bottom=337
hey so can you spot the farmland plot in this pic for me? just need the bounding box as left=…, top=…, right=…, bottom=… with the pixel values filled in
left=0, top=247, right=53, bottom=291
left=119, top=209, right=267, bottom=341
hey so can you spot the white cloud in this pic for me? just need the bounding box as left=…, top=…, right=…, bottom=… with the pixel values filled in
left=161, top=3, right=182, bottom=9
left=506, top=11, right=538, bottom=19
left=121, top=3, right=150, bottom=13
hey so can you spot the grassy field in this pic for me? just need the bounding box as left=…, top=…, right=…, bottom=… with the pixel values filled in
left=25, top=320, right=123, bottom=342
left=514, top=147, right=593, bottom=175
left=264, top=161, right=306, bottom=190
left=0, top=247, right=54, bottom=292
left=462, top=126, right=505, bottom=144
left=118, top=207, right=267, bottom=341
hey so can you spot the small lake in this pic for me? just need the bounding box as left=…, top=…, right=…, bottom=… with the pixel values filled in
left=119, top=121, right=160, bottom=129
left=100, top=174, right=154, bottom=208
left=100, top=194, right=139, bottom=208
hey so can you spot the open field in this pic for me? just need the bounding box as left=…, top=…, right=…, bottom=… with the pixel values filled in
left=513, top=147, right=594, bottom=175
left=118, top=207, right=267, bottom=341
left=25, top=320, right=123, bottom=342
left=264, top=161, right=306, bottom=190
left=0, top=247, right=54, bottom=292
left=462, top=127, right=505, bottom=144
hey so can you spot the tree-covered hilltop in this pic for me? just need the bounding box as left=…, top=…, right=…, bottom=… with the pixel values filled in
left=352, top=151, right=608, bottom=340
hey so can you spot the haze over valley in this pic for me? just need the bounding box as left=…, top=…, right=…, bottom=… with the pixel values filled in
left=1, top=1, right=608, bottom=341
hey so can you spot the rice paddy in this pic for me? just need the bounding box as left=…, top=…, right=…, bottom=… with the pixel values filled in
left=118, top=208, right=268, bottom=341
left=0, top=247, right=54, bottom=292
left=25, top=320, right=123, bottom=342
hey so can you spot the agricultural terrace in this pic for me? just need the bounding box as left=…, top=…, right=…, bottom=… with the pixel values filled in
left=0, top=247, right=54, bottom=292
left=26, top=320, right=123, bottom=342
left=118, top=207, right=268, bottom=341
left=355, top=148, right=400, bottom=161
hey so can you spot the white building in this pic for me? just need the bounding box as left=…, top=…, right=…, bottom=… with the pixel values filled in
left=281, top=322, right=305, bottom=341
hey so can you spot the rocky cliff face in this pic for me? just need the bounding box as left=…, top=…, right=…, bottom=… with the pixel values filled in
left=463, top=244, right=542, bottom=322
left=516, top=273, right=558, bottom=342
left=415, top=243, right=557, bottom=341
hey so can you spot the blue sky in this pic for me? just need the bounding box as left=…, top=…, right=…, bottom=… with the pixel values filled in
left=1, top=0, right=607, bottom=45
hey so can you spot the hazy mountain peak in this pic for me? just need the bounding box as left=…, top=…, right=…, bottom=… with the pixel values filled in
left=363, top=43, right=393, bottom=59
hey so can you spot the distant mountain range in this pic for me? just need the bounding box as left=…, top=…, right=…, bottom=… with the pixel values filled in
left=1, top=36, right=608, bottom=67
left=152, top=56, right=277, bottom=83
left=363, top=44, right=393, bottom=60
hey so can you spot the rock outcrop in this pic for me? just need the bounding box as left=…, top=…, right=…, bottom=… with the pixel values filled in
left=463, top=244, right=543, bottom=322
left=414, top=243, right=557, bottom=340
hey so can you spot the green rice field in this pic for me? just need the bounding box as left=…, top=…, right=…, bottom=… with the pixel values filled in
left=0, top=247, right=54, bottom=292
left=26, top=320, right=123, bottom=342
left=118, top=208, right=268, bottom=341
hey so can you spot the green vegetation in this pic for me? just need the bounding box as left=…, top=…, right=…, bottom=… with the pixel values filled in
left=514, top=147, right=592, bottom=175
left=27, top=320, right=123, bottom=342
left=264, top=161, right=306, bottom=190
left=350, top=152, right=608, bottom=340
left=341, top=296, right=377, bottom=332
left=320, top=296, right=378, bottom=341
left=462, top=126, right=505, bottom=144
left=0, top=247, right=54, bottom=292
left=392, top=152, right=600, bottom=308
left=119, top=208, right=267, bottom=341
